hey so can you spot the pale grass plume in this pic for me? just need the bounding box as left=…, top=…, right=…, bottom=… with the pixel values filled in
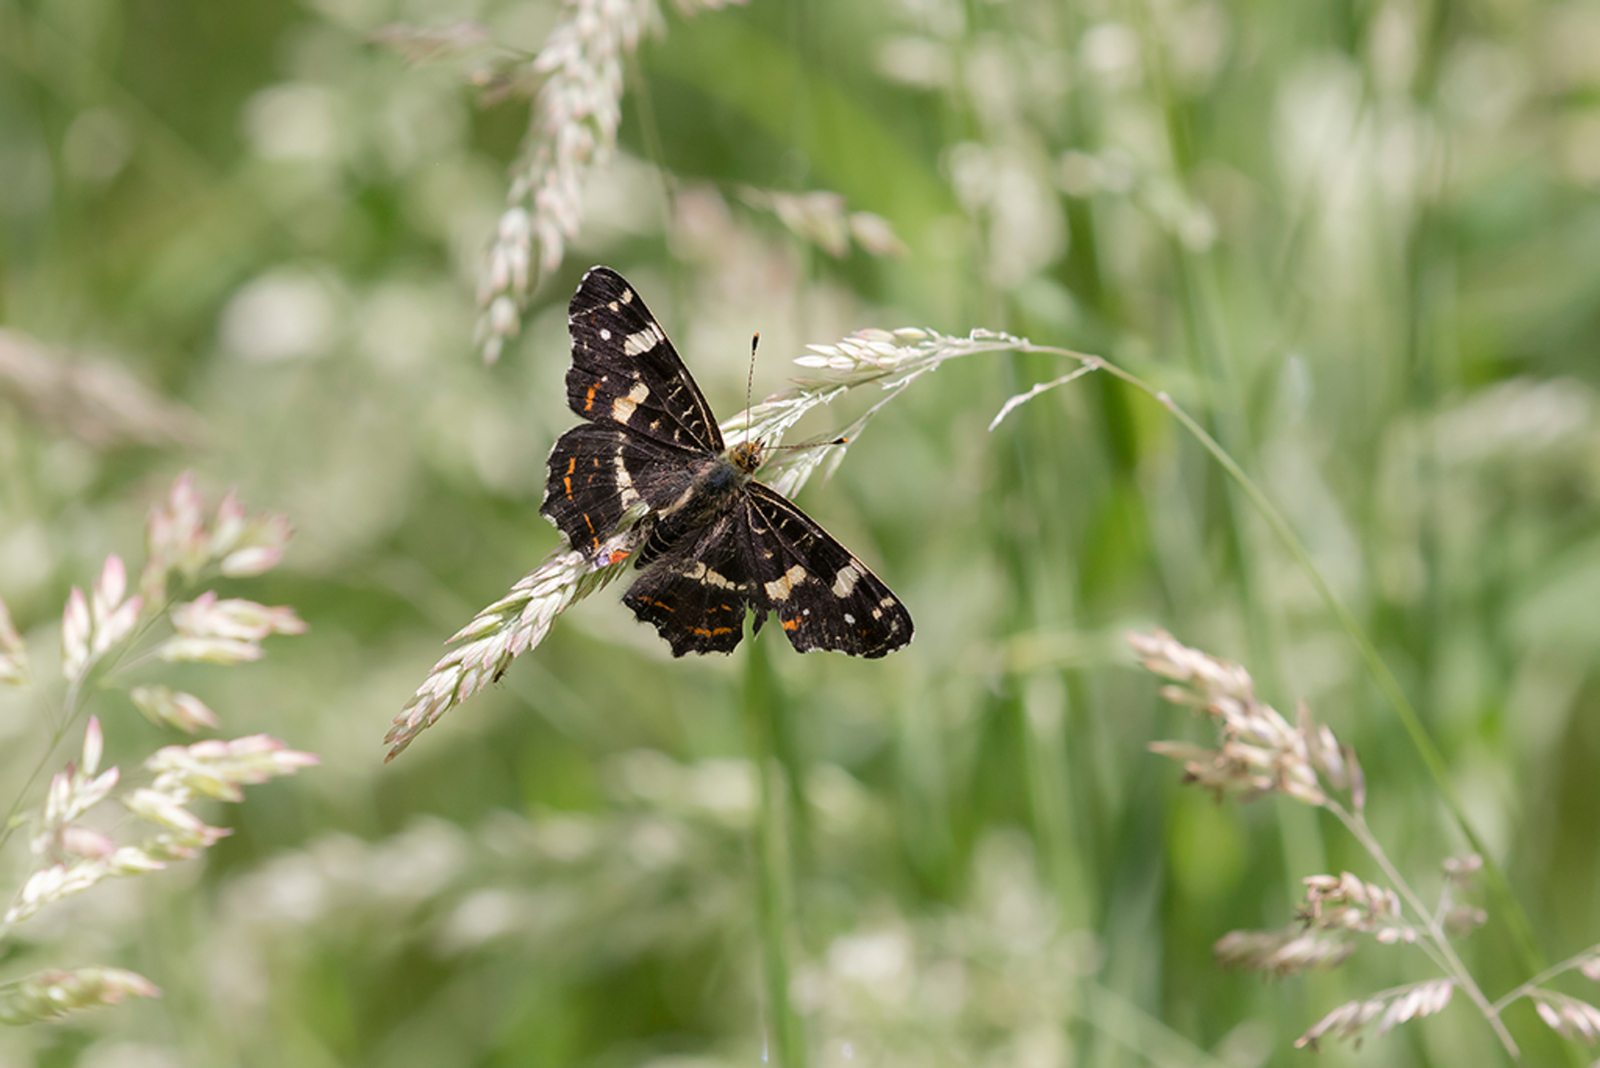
left=4, top=721, right=316, bottom=929
left=141, top=474, right=292, bottom=603
left=1533, top=992, right=1600, bottom=1044
left=145, top=734, right=320, bottom=803
left=0, top=966, right=160, bottom=1025
left=1128, top=628, right=1525, bottom=1054
left=387, top=539, right=638, bottom=761
left=1213, top=928, right=1354, bottom=977
left=0, top=470, right=318, bottom=1024
left=1295, top=979, right=1455, bottom=1050
left=1299, top=872, right=1414, bottom=943
left=475, top=0, right=748, bottom=362
left=30, top=717, right=119, bottom=863
left=159, top=591, right=306, bottom=665
left=1130, top=628, right=1360, bottom=807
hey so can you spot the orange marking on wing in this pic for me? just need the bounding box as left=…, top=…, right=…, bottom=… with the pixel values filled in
left=584, top=385, right=597, bottom=412
left=690, top=626, right=734, bottom=637
left=566, top=457, right=576, bottom=475
left=781, top=618, right=799, bottom=631
left=564, top=476, right=573, bottom=497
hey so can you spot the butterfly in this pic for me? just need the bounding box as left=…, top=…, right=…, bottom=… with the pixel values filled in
left=540, top=266, right=913, bottom=658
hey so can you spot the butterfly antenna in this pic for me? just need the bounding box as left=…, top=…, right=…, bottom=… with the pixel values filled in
left=745, top=332, right=759, bottom=444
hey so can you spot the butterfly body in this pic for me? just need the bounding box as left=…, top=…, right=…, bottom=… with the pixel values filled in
left=541, top=266, right=912, bottom=659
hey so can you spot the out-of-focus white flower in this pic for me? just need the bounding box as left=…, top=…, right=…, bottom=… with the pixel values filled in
left=140, top=472, right=208, bottom=602
left=210, top=490, right=292, bottom=577
left=0, top=596, right=27, bottom=685
left=31, top=718, right=120, bottom=861
left=145, top=735, right=320, bottom=804
left=130, top=686, right=219, bottom=733
left=61, top=556, right=144, bottom=682
left=158, top=592, right=306, bottom=664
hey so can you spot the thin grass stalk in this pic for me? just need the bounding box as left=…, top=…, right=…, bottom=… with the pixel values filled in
left=1015, top=343, right=1545, bottom=981
left=741, top=629, right=804, bottom=1068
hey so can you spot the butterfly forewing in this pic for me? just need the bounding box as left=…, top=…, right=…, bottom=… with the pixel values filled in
left=542, top=424, right=698, bottom=557
left=566, top=266, right=724, bottom=453
left=742, top=484, right=913, bottom=658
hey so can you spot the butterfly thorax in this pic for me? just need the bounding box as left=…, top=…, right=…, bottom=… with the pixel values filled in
left=658, top=442, right=762, bottom=528
left=727, top=440, right=764, bottom=475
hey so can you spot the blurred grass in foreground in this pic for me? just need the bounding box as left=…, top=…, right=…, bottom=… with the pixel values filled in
left=4, top=0, right=1600, bottom=1064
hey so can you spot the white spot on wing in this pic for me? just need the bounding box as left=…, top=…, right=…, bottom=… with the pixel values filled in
left=600, top=328, right=611, bottom=340
left=764, top=564, right=808, bottom=602
left=612, top=381, right=650, bottom=423
left=624, top=323, right=663, bottom=356
left=613, top=451, right=640, bottom=508
left=620, top=289, right=634, bottom=304
left=831, top=563, right=863, bottom=598
left=686, top=562, right=737, bottom=589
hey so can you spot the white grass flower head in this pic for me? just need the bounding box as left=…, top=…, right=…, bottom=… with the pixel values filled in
left=140, top=471, right=208, bottom=602
left=159, top=592, right=306, bottom=664
left=1130, top=629, right=1359, bottom=808
left=1533, top=992, right=1600, bottom=1044
left=209, top=489, right=292, bottom=577
left=140, top=472, right=292, bottom=602
left=5, top=726, right=315, bottom=928
left=144, top=735, right=320, bottom=804
left=32, top=717, right=120, bottom=860
left=388, top=537, right=638, bottom=760
left=0, top=966, right=160, bottom=1025
left=61, top=556, right=144, bottom=683
left=475, top=0, right=748, bottom=362
left=0, top=596, right=27, bottom=686
left=1299, top=872, right=1414, bottom=943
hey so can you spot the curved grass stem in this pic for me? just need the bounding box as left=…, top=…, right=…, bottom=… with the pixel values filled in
left=1010, top=341, right=1544, bottom=987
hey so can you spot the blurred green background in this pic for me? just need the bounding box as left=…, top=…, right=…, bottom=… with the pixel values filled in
left=4, top=0, right=1600, bottom=1064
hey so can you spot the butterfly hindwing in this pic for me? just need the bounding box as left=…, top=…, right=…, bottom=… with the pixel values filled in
left=541, top=424, right=697, bottom=557
left=742, top=483, right=913, bottom=658
left=566, top=266, right=724, bottom=453
left=622, top=514, right=757, bottom=656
